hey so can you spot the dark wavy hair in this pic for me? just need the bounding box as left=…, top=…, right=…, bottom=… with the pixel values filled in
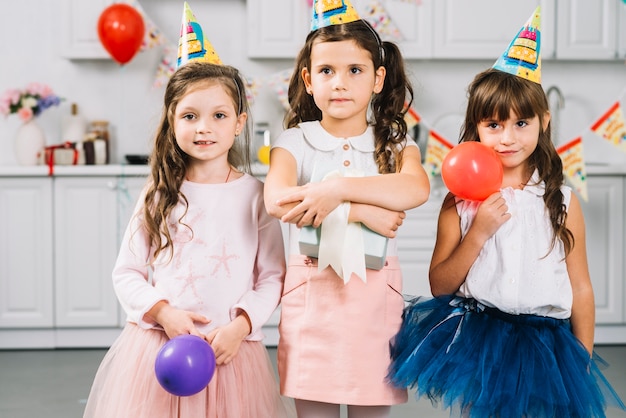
left=459, top=68, right=573, bottom=256
left=286, top=19, right=413, bottom=174
left=142, top=62, right=252, bottom=262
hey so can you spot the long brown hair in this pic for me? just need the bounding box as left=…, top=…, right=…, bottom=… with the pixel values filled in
left=286, top=19, right=413, bottom=174
left=142, top=62, right=252, bottom=262
left=460, top=69, right=573, bottom=256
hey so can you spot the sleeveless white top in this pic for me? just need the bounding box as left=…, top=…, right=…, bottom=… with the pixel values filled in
left=456, top=170, right=574, bottom=319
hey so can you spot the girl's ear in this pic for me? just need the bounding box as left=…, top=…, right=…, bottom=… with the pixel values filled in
left=542, top=111, right=551, bottom=132
left=373, top=66, right=386, bottom=94
left=236, top=112, right=247, bottom=135
left=301, top=67, right=312, bottom=94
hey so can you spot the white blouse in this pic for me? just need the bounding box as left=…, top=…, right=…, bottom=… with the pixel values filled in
left=272, top=121, right=417, bottom=257
left=456, top=171, right=574, bottom=319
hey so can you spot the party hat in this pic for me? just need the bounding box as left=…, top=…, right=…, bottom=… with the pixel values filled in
left=492, top=6, right=541, bottom=84
left=311, top=0, right=361, bottom=32
left=177, top=2, right=222, bottom=68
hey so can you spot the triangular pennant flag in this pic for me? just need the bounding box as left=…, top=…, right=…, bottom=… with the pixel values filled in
left=492, top=6, right=542, bottom=84
left=362, top=0, right=404, bottom=42
left=424, top=129, right=454, bottom=180
left=153, top=43, right=177, bottom=89
left=590, top=101, right=626, bottom=155
left=125, top=0, right=167, bottom=52
left=269, top=69, right=294, bottom=112
left=557, top=137, right=588, bottom=201
left=404, top=103, right=421, bottom=130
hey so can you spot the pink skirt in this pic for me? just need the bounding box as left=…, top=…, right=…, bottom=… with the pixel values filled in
left=84, top=323, right=294, bottom=418
left=278, top=255, right=408, bottom=405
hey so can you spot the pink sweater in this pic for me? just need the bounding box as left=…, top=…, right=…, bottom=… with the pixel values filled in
left=112, top=174, right=285, bottom=341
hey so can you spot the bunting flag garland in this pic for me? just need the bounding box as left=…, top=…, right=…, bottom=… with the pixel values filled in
left=127, top=0, right=167, bottom=52
left=362, top=0, right=404, bottom=42
left=590, top=101, right=626, bottom=155
left=424, top=130, right=454, bottom=180
left=556, top=137, right=588, bottom=201
left=268, top=69, right=294, bottom=112
left=153, top=43, right=178, bottom=89
left=244, top=75, right=262, bottom=106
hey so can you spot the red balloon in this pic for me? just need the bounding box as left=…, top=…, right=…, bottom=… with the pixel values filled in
left=441, top=142, right=503, bottom=201
left=97, top=4, right=145, bottom=65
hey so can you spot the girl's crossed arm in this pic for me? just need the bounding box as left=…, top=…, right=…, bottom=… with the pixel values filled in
left=265, top=146, right=429, bottom=231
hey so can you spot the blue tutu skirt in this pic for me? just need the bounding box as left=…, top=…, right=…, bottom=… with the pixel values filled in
left=388, top=296, right=626, bottom=418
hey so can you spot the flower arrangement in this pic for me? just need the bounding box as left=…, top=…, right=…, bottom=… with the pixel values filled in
left=0, top=82, right=62, bottom=122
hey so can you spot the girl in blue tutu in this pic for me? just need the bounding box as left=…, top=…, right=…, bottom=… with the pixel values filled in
left=388, top=8, right=626, bottom=417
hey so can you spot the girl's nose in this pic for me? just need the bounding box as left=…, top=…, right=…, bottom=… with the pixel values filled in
left=195, top=121, right=211, bottom=134
left=332, top=74, right=346, bottom=90
left=500, top=128, right=515, bottom=145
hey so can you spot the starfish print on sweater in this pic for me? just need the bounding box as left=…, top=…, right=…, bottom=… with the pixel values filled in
left=209, top=240, right=239, bottom=278
left=175, top=258, right=204, bottom=305
left=169, top=209, right=208, bottom=269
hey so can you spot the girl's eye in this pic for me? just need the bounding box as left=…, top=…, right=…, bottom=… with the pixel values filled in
left=487, top=122, right=499, bottom=129
left=215, top=112, right=226, bottom=120
left=350, top=67, right=362, bottom=74
left=516, top=120, right=528, bottom=127
left=320, top=67, right=332, bottom=75
left=182, top=114, right=195, bottom=121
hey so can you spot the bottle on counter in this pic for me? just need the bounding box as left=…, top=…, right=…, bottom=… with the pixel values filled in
left=87, top=120, right=110, bottom=164
left=61, top=103, right=87, bottom=143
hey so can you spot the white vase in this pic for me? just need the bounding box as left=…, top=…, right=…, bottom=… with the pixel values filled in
left=14, top=119, right=46, bottom=166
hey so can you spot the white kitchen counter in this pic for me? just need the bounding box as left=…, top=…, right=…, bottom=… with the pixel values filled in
left=0, top=163, right=623, bottom=177
left=0, top=163, right=271, bottom=177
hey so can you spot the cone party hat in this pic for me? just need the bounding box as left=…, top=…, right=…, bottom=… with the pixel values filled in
left=492, top=6, right=542, bottom=84
left=311, top=0, right=361, bottom=32
left=177, top=2, right=222, bottom=68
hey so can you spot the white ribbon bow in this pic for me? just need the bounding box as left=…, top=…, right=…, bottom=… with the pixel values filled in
left=317, top=170, right=367, bottom=284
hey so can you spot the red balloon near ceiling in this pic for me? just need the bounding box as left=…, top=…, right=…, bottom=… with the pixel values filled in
left=441, top=141, right=503, bottom=201
left=97, top=4, right=145, bottom=65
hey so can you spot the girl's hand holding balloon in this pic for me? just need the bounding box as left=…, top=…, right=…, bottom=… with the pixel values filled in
left=205, top=312, right=251, bottom=365
left=470, top=192, right=511, bottom=243
left=148, top=301, right=211, bottom=339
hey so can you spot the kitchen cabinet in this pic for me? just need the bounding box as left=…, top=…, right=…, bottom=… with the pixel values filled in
left=396, top=182, right=445, bottom=299
left=247, top=0, right=623, bottom=60
left=430, top=0, right=555, bottom=59
left=0, top=178, right=54, bottom=328
left=247, top=0, right=310, bottom=59
left=0, top=169, right=146, bottom=348
left=60, top=0, right=114, bottom=59
left=556, top=0, right=624, bottom=60
left=581, top=176, right=624, bottom=324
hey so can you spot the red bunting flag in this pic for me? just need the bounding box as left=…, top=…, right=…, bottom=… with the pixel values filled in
left=590, top=101, right=626, bottom=155
left=424, top=129, right=454, bottom=179
left=556, top=137, right=588, bottom=201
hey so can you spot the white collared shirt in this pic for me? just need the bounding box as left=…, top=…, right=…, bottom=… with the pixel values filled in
left=273, top=121, right=417, bottom=257
left=456, top=171, right=574, bottom=319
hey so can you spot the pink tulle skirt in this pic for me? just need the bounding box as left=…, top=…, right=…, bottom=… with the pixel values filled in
left=84, top=323, right=294, bottom=418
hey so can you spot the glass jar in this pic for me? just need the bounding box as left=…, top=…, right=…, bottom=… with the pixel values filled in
left=88, top=120, right=110, bottom=164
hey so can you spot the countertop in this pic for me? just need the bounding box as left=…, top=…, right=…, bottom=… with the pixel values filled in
left=0, top=163, right=623, bottom=177
left=0, top=163, right=271, bottom=177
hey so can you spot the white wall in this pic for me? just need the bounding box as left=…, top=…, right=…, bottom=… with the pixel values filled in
left=1, top=0, right=625, bottom=166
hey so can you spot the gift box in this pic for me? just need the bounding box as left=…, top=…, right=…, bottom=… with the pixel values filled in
left=299, top=223, right=388, bottom=270
left=298, top=163, right=388, bottom=270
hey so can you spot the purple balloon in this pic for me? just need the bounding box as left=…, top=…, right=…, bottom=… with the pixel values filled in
left=154, top=335, right=216, bottom=396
